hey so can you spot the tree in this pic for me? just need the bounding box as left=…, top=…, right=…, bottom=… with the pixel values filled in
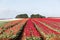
left=31, top=14, right=45, bottom=18
left=15, top=14, right=28, bottom=18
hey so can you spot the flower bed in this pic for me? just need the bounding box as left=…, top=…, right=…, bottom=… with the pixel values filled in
left=32, top=18, right=60, bottom=40
left=0, top=19, right=27, bottom=40
left=22, top=19, right=42, bottom=40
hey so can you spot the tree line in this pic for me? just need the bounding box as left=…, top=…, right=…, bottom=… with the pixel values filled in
left=15, top=14, right=45, bottom=18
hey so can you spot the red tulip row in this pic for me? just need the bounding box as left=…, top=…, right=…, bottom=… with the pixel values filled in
left=37, top=18, right=60, bottom=31
left=22, top=19, right=42, bottom=40
left=32, top=18, right=60, bottom=40
left=43, top=18, right=60, bottom=25
left=45, top=18, right=60, bottom=26
left=46, top=18, right=60, bottom=22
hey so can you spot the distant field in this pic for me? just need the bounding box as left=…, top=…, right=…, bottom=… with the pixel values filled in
left=0, top=21, right=10, bottom=27
left=0, top=18, right=23, bottom=27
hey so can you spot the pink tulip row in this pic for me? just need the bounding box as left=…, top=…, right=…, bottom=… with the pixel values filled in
left=3, top=20, right=22, bottom=28
left=0, top=19, right=27, bottom=39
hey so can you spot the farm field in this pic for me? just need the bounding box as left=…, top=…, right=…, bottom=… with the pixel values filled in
left=0, top=18, right=60, bottom=40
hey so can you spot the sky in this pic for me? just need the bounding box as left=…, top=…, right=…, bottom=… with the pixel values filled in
left=0, top=0, right=60, bottom=18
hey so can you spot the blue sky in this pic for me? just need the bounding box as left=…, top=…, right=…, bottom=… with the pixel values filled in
left=0, top=0, right=60, bottom=18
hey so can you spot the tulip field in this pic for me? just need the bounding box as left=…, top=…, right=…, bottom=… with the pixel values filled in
left=0, top=18, right=60, bottom=40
